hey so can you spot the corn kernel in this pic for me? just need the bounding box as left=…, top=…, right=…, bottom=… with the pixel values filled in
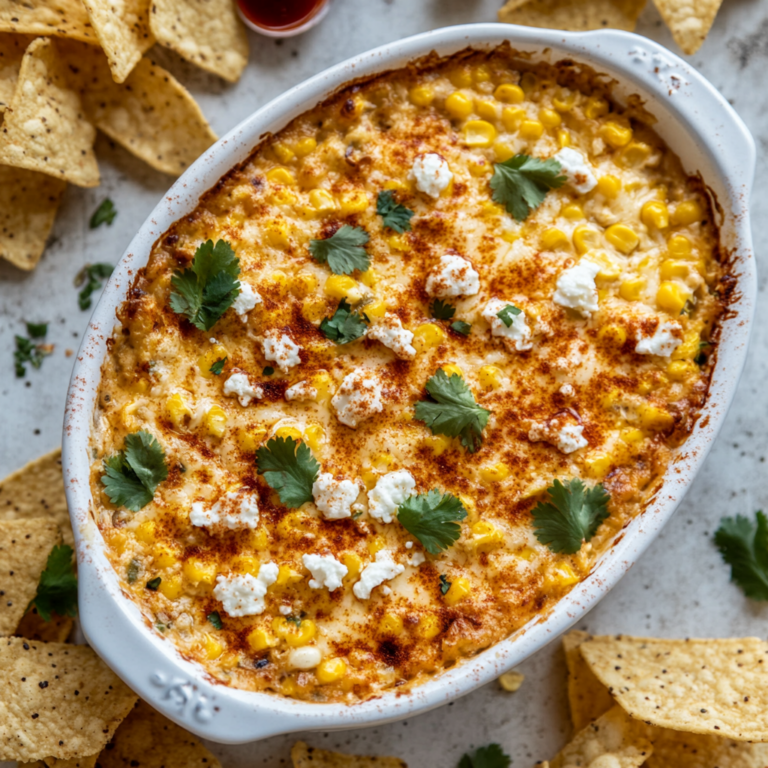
left=494, top=83, right=524, bottom=103
left=641, top=200, right=669, bottom=230
left=471, top=520, right=504, bottom=550
left=597, top=323, right=627, bottom=347
left=605, top=224, right=639, bottom=254
left=204, top=405, right=227, bottom=438
left=294, top=137, right=317, bottom=157
left=266, top=167, right=295, bottom=186
left=619, top=277, right=646, bottom=302
left=638, top=403, right=674, bottom=431
left=268, top=187, right=297, bottom=206
left=656, top=281, right=691, bottom=315
left=668, top=234, right=693, bottom=258
left=280, top=677, right=298, bottom=697
left=273, top=617, right=317, bottom=647
left=517, top=546, right=537, bottom=561
left=425, top=434, right=452, bottom=456
left=541, top=228, right=570, bottom=251
left=672, top=330, right=700, bottom=360
left=288, top=272, right=318, bottom=299
left=265, top=220, right=290, bottom=248
left=479, top=461, right=510, bottom=483
left=303, top=296, right=327, bottom=323
left=109, top=531, right=128, bottom=555
left=198, top=344, right=229, bottom=378
left=183, top=558, right=217, bottom=586
left=341, top=553, right=362, bottom=582
left=584, top=452, right=612, bottom=479
left=600, top=121, right=632, bottom=148
left=463, top=120, right=497, bottom=148
left=548, top=562, right=579, bottom=587
left=249, top=528, right=268, bottom=550
left=274, top=425, right=302, bottom=443
left=539, top=107, right=561, bottom=128
left=671, top=200, right=704, bottom=226
left=444, top=577, right=471, bottom=606
left=380, top=613, right=403, bottom=635
left=492, top=142, right=514, bottom=162
left=499, top=670, right=525, bottom=692
left=134, top=520, right=155, bottom=545
left=667, top=359, right=698, bottom=381
left=584, top=95, right=609, bottom=119
left=501, top=106, right=526, bottom=132
left=153, top=542, right=178, bottom=569
left=247, top=627, right=277, bottom=652
left=445, top=92, right=473, bottom=119
left=585, top=250, right=622, bottom=281
left=409, top=84, right=434, bottom=107
left=324, top=274, right=361, bottom=302
left=557, top=129, right=571, bottom=148
left=573, top=225, right=602, bottom=255
left=231, top=554, right=260, bottom=577
left=469, top=156, right=492, bottom=175
left=660, top=260, right=689, bottom=280
left=316, top=657, right=347, bottom=684
left=304, top=424, right=325, bottom=453
left=338, top=189, right=369, bottom=214
left=413, top=323, right=446, bottom=351
left=416, top=614, right=441, bottom=640
left=387, top=233, right=408, bottom=251
left=264, top=269, right=289, bottom=294
left=519, top=120, right=544, bottom=141
left=596, top=175, right=621, bottom=199
left=472, top=63, right=492, bottom=84
left=519, top=72, right=538, bottom=94
left=619, top=141, right=652, bottom=167
left=272, top=143, right=294, bottom=163
left=621, top=427, right=644, bottom=445
left=553, top=88, right=577, bottom=112
left=448, top=66, right=472, bottom=88
left=373, top=452, right=394, bottom=470
left=275, top=563, right=304, bottom=586
left=440, top=363, right=463, bottom=378
left=367, top=536, right=386, bottom=557
left=158, top=574, right=183, bottom=600
left=166, top=393, right=192, bottom=428
left=561, top=203, right=584, bottom=220
left=364, top=299, right=387, bottom=319
left=308, top=189, right=336, bottom=214
left=474, top=98, right=498, bottom=120
left=478, top=364, right=503, bottom=390
left=360, top=469, right=378, bottom=491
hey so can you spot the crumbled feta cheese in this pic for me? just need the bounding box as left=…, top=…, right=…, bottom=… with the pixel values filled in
left=425, top=253, right=480, bottom=298
left=409, top=152, right=452, bottom=198
left=635, top=321, right=683, bottom=357
left=279, top=605, right=291, bottom=615
left=559, top=383, right=575, bottom=397
left=285, top=380, right=318, bottom=401
left=223, top=371, right=263, bottom=407
left=367, top=314, right=416, bottom=359
left=553, top=148, right=598, bottom=194
left=529, top=417, right=588, bottom=454
left=263, top=330, right=301, bottom=373
left=232, top=282, right=262, bottom=320
left=553, top=260, right=601, bottom=317
left=405, top=541, right=413, bottom=549
left=302, top=553, right=348, bottom=591
left=353, top=549, right=405, bottom=600
left=481, top=298, right=533, bottom=352
left=408, top=551, right=426, bottom=567
left=213, top=562, right=278, bottom=617
left=367, top=469, right=416, bottom=524
left=190, top=491, right=260, bottom=530
left=288, top=646, right=322, bottom=669
left=331, top=368, right=384, bottom=428
left=555, top=424, right=588, bottom=453
left=312, top=472, right=362, bottom=520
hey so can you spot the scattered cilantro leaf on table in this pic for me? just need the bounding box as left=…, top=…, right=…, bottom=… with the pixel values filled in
left=459, top=744, right=511, bottom=768
left=26, top=322, right=48, bottom=338
left=490, top=154, right=567, bottom=221
left=209, top=357, right=227, bottom=375
left=714, top=511, right=768, bottom=600
left=532, top=478, right=610, bottom=554
left=320, top=298, right=369, bottom=344
left=256, top=436, right=320, bottom=508
left=75, top=263, right=114, bottom=310
left=430, top=299, right=455, bottom=320
left=376, top=190, right=414, bottom=233
left=14, top=323, right=51, bottom=378
left=170, top=239, right=241, bottom=331
left=414, top=369, right=490, bottom=453
left=397, top=490, right=466, bottom=555
left=497, top=304, right=521, bottom=327
left=101, top=430, right=168, bottom=512
left=90, top=198, right=117, bottom=228
left=207, top=611, right=223, bottom=629
left=451, top=320, right=471, bottom=336
left=29, top=544, right=78, bottom=621
left=309, top=225, right=370, bottom=274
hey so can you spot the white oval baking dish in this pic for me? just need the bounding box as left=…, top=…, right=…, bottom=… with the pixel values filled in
left=62, top=22, right=756, bottom=744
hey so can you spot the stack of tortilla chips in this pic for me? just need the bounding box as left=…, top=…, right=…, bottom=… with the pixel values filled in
left=498, top=0, right=724, bottom=57
left=0, top=0, right=249, bottom=271
left=543, top=630, right=768, bottom=766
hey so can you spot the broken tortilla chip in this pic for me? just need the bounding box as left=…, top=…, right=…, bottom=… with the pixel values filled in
left=498, top=0, right=646, bottom=32
left=98, top=700, right=222, bottom=768
left=0, top=519, right=61, bottom=636
left=0, top=638, right=137, bottom=762
left=0, top=0, right=97, bottom=43
left=580, top=635, right=768, bottom=742
left=0, top=450, right=72, bottom=547
left=15, top=607, right=73, bottom=643
left=0, top=33, right=34, bottom=111
left=0, top=164, right=66, bottom=270
left=644, top=728, right=768, bottom=768
left=563, top=631, right=615, bottom=731
left=149, top=0, right=247, bottom=83
left=292, top=741, right=408, bottom=768
left=652, top=0, right=723, bottom=55
left=0, top=37, right=99, bottom=186
left=550, top=707, right=653, bottom=768
left=80, top=0, right=154, bottom=83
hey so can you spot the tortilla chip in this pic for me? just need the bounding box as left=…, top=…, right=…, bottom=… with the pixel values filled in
left=498, top=0, right=646, bottom=32
left=291, top=741, right=408, bottom=768
left=0, top=519, right=61, bottom=636
left=149, top=0, right=247, bottom=83
left=15, top=607, right=73, bottom=643
left=0, top=638, right=138, bottom=761
left=580, top=635, right=768, bottom=742
left=43, top=756, right=99, bottom=768
left=80, top=0, right=154, bottom=83
left=0, top=37, right=99, bottom=186
left=652, top=0, right=723, bottom=55
left=98, top=700, right=222, bottom=768
left=550, top=707, right=653, bottom=768
left=0, top=33, right=34, bottom=111
left=562, top=631, right=615, bottom=731
left=0, top=164, right=66, bottom=270
left=645, top=728, right=768, bottom=768
left=0, top=450, right=72, bottom=547
left=0, top=0, right=97, bottom=42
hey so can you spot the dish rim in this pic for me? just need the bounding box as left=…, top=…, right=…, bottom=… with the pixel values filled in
left=62, top=22, right=756, bottom=744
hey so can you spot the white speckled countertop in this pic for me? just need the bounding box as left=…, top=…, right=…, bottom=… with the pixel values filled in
left=1, top=0, right=766, bottom=764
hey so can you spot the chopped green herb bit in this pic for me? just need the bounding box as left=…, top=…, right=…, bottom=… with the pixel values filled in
left=459, top=743, right=512, bottom=768
left=209, top=357, right=227, bottom=375
left=146, top=577, right=161, bottom=591
left=29, top=544, right=78, bottom=621
left=309, top=225, right=370, bottom=274
left=75, top=263, right=114, bottom=310
left=497, top=304, right=521, bottom=327
left=320, top=298, right=369, bottom=344
left=126, top=558, right=140, bottom=583
left=714, top=511, right=768, bottom=601
left=285, top=614, right=303, bottom=627
left=263, top=366, right=275, bottom=376
left=376, top=190, right=414, bottom=233
left=397, top=489, right=466, bottom=555
left=26, top=322, right=48, bottom=338
left=14, top=324, right=52, bottom=378
left=89, top=198, right=117, bottom=229
left=430, top=299, right=455, bottom=320
left=451, top=320, right=471, bottom=336
left=491, top=154, right=567, bottom=221
left=207, top=611, right=223, bottom=629
left=256, top=436, right=320, bottom=509
left=439, top=574, right=451, bottom=595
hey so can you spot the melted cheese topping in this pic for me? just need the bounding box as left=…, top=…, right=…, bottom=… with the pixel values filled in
left=91, top=47, right=727, bottom=704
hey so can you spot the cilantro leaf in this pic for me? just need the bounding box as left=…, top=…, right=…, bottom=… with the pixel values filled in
left=397, top=489, right=467, bottom=555
left=430, top=299, right=455, bottom=320
left=75, top=263, right=114, bottom=310
left=29, top=544, right=78, bottom=621
left=532, top=479, right=610, bottom=554
left=170, top=239, right=241, bottom=331
left=490, top=154, right=567, bottom=221
left=209, top=357, right=227, bottom=375
left=263, top=366, right=275, bottom=376
left=101, top=430, right=168, bottom=512
left=451, top=320, right=471, bottom=336
left=146, top=577, right=161, bottom=591
left=256, top=436, right=320, bottom=509
left=14, top=325, right=51, bottom=378
left=376, top=190, right=414, bottom=233
left=459, top=744, right=511, bottom=768
left=207, top=611, right=223, bottom=629
left=497, top=304, right=521, bottom=327
left=714, top=511, right=768, bottom=600
left=309, top=225, right=370, bottom=274
left=439, top=574, right=451, bottom=594
left=26, top=322, right=48, bottom=338
left=320, top=298, right=369, bottom=344
left=90, top=198, right=117, bottom=228
left=414, top=369, right=490, bottom=453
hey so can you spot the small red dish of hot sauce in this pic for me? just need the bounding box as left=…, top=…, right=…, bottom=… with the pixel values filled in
left=236, top=0, right=330, bottom=37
